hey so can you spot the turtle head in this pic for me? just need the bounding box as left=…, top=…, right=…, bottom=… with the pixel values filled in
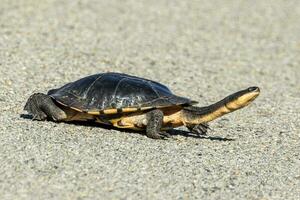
left=181, top=86, right=260, bottom=125
left=225, top=86, right=260, bottom=110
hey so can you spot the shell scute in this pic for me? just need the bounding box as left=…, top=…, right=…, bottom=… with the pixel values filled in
left=49, top=73, right=195, bottom=114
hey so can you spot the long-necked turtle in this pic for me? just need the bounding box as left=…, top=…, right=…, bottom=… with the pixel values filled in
left=24, top=72, right=260, bottom=139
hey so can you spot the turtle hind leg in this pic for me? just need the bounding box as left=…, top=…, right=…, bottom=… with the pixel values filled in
left=186, top=123, right=210, bottom=136
left=24, top=93, right=67, bottom=121
left=146, top=109, right=170, bottom=139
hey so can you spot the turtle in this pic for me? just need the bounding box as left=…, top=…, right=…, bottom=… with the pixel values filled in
left=24, top=72, right=260, bottom=139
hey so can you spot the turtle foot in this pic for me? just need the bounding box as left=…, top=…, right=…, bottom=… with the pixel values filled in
left=187, top=123, right=210, bottom=136
left=24, top=93, right=67, bottom=121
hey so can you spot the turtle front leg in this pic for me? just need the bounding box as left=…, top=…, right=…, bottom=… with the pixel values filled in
left=186, top=123, right=210, bottom=136
left=24, top=93, right=67, bottom=121
left=146, top=109, right=170, bottom=139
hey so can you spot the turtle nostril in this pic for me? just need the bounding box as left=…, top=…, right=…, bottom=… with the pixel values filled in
left=248, top=87, right=259, bottom=92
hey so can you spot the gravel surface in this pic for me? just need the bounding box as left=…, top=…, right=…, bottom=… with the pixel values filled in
left=0, top=0, right=300, bottom=199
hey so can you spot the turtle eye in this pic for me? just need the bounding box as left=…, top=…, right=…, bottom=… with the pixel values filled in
left=248, top=87, right=259, bottom=92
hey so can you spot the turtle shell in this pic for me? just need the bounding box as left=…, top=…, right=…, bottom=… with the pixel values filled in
left=48, top=73, right=196, bottom=114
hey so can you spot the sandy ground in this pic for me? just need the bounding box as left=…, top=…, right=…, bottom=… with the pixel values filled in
left=0, top=0, right=300, bottom=199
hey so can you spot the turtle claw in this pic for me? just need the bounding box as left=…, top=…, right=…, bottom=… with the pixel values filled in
left=32, top=112, right=47, bottom=121
left=187, top=123, right=210, bottom=136
left=147, top=131, right=170, bottom=139
left=159, top=131, right=171, bottom=139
